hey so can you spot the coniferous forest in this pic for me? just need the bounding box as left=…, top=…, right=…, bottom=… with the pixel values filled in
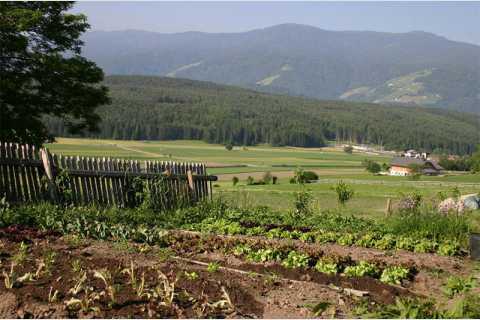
left=46, top=75, right=479, bottom=155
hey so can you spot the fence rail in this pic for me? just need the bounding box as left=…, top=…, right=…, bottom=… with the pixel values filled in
left=0, top=141, right=217, bottom=209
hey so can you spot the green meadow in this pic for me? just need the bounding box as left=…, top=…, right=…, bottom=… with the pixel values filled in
left=46, top=138, right=480, bottom=218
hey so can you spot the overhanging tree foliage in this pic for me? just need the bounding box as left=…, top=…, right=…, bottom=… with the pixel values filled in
left=0, top=2, right=109, bottom=146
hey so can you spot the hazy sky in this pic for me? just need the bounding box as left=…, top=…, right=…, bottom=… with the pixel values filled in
left=73, top=2, right=480, bottom=46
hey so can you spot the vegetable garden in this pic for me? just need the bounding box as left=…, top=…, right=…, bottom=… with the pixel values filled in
left=0, top=196, right=479, bottom=318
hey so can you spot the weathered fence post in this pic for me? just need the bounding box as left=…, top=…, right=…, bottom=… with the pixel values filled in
left=385, top=198, right=392, bottom=216
left=40, top=148, right=58, bottom=203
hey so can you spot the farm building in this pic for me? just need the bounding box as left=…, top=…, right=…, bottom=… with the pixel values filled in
left=389, top=157, right=443, bottom=176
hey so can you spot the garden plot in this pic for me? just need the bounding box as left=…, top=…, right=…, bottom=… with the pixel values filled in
left=1, top=224, right=479, bottom=318
left=0, top=227, right=392, bottom=318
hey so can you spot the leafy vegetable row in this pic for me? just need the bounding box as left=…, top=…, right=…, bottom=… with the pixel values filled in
left=192, top=218, right=462, bottom=256
left=232, top=244, right=411, bottom=285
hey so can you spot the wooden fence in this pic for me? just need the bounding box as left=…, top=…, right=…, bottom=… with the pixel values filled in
left=0, top=142, right=217, bottom=209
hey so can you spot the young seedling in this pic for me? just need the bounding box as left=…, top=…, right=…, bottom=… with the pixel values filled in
left=49, top=286, right=59, bottom=303
left=184, top=271, right=199, bottom=281
left=93, top=269, right=117, bottom=306
left=68, top=271, right=87, bottom=296
left=3, top=263, right=17, bottom=289
left=12, top=242, right=29, bottom=266
left=207, top=262, right=220, bottom=273
left=65, top=286, right=100, bottom=314
left=71, top=259, right=83, bottom=274
left=151, top=267, right=177, bottom=307
left=122, top=261, right=147, bottom=298
left=42, top=250, right=57, bottom=275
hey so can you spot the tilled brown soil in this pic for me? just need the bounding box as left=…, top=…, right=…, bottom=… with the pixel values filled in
left=0, top=227, right=474, bottom=318
left=0, top=232, right=373, bottom=318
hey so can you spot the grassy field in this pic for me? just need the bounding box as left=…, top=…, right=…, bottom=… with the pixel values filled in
left=46, top=138, right=480, bottom=218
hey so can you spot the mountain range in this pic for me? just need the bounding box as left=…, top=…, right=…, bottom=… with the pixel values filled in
left=81, top=23, right=480, bottom=114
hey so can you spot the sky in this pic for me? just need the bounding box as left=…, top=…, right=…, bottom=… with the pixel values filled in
left=72, top=1, right=480, bottom=46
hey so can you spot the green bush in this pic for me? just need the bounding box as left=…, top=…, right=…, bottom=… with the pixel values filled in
left=332, top=181, right=354, bottom=206
left=232, top=176, right=239, bottom=186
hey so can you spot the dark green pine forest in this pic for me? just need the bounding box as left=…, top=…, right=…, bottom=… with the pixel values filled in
left=46, top=75, right=480, bottom=155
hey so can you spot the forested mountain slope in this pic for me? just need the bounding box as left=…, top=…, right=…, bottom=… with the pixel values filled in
left=81, top=24, right=480, bottom=114
left=46, top=76, right=479, bottom=155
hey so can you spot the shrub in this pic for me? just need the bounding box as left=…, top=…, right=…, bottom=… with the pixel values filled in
left=291, top=188, right=313, bottom=219
left=343, top=145, right=353, bottom=154
left=232, top=176, right=239, bottom=186
left=246, top=176, right=254, bottom=185
left=362, top=159, right=381, bottom=174
left=291, top=168, right=319, bottom=184
left=332, top=181, right=354, bottom=206
left=272, top=176, right=278, bottom=184
left=225, top=143, right=233, bottom=151
left=262, top=171, right=273, bottom=184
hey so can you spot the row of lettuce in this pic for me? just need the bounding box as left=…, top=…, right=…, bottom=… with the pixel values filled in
left=192, top=218, right=462, bottom=256
left=231, top=244, right=411, bottom=285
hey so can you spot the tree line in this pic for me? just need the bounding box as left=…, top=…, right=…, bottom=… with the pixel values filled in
left=46, top=75, right=480, bottom=155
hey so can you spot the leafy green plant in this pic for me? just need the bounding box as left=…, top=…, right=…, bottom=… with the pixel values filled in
left=232, top=244, right=252, bottom=256
left=315, top=231, right=338, bottom=244
left=374, top=234, right=396, bottom=250
left=343, top=261, right=379, bottom=278
left=380, top=266, right=410, bottom=285
left=207, top=262, right=220, bottom=273
left=337, top=233, right=355, bottom=246
left=247, top=248, right=282, bottom=263
left=281, top=251, right=310, bottom=269
left=314, top=260, right=338, bottom=275
left=413, top=239, right=437, bottom=253
left=355, top=232, right=380, bottom=248
left=332, top=181, right=354, bottom=206
left=395, top=236, right=417, bottom=251
left=437, top=240, right=461, bottom=256
left=369, top=297, right=438, bottom=319
left=291, top=187, right=313, bottom=219
left=184, top=271, right=199, bottom=281
left=12, top=242, right=29, bottom=265
left=442, top=276, right=476, bottom=298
